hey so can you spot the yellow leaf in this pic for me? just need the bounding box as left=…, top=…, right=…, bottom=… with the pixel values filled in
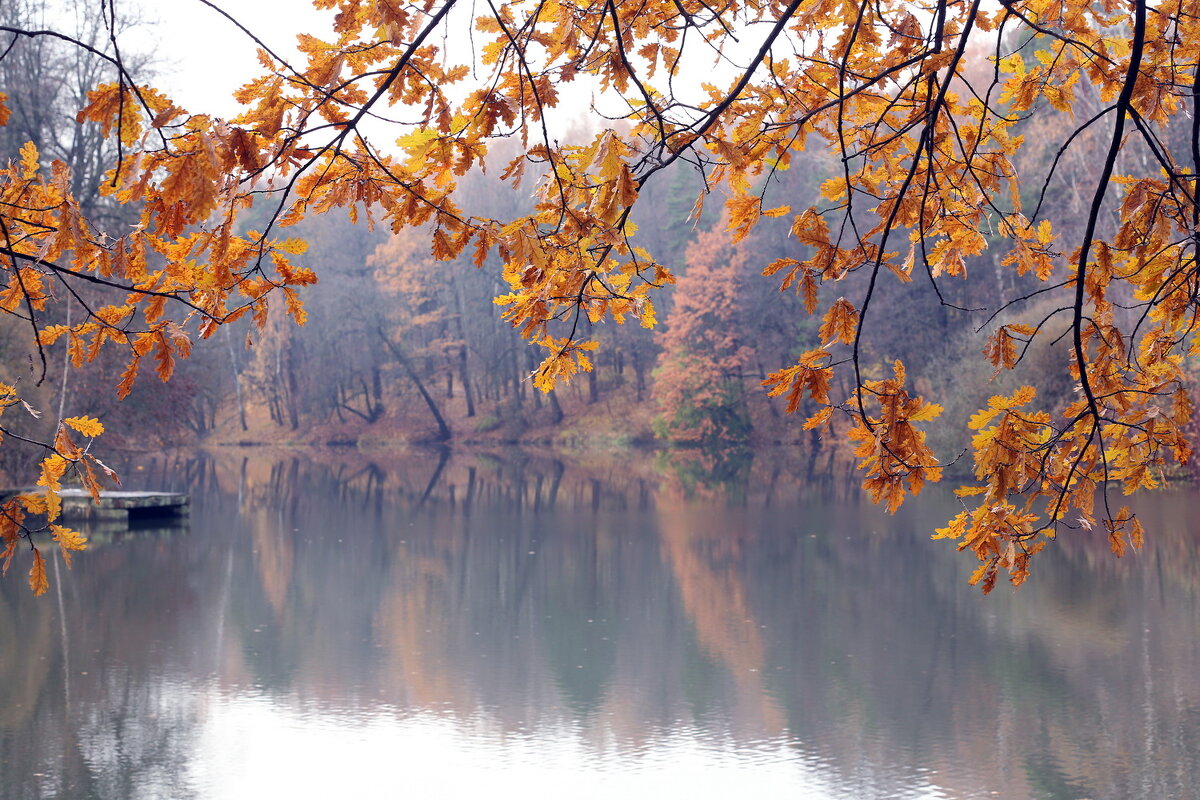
left=790, top=208, right=830, bottom=248
left=1129, top=517, right=1144, bottom=549
left=1109, top=528, right=1126, bottom=557
left=802, top=406, right=833, bottom=430
left=277, top=237, right=309, bottom=256
left=968, top=560, right=992, bottom=586
left=819, top=298, right=858, bottom=345
left=763, top=257, right=797, bottom=277
left=0, top=537, right=15, bottom=577
left=726, top=194, right=761, bottom=243
left=907, top=403, right=943, bottom=423
left=933, top=510, right=968, bottom=539
left=921, top=50, right=956, bottom=76
left=999, top=52, right=1025, bottom=77
left=639, top=299, right=657, bottom=329
left=37, top=455, right=68, bottom=521
left=29, top=548, right=48, bottom=596
left=19, top=140, right=39, bottom=179
left=51, top=525, right=87, bottom=567
left=64, top=416, right=104, bottom=437
left=0, top=501, right=21, bottom=576
left=16, top=492, right=46, bottom=516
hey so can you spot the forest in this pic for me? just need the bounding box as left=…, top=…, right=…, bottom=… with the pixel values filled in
left=2, top=0, right=1199, bottom=592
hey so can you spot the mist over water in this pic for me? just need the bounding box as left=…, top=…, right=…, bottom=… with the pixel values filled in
left=1, top=447, right=1197, bottom=799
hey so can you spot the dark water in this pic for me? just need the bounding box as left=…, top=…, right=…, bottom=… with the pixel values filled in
left=1, top=447, right=1198, bottom=799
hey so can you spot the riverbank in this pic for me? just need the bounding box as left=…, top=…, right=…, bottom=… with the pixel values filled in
left=199, top=377, right=821, bottom=452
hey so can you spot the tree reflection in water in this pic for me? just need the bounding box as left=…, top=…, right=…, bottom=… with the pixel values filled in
left=0, top=446, right=1197, bottom=799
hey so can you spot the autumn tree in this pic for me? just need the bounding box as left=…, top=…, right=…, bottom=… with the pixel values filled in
left=653, top=221, right=755, bottom=443
left=370, top=226, right=457, bottom=440
left=0, top=0, right=153, bottom=221
left=264, top=212, right=387, bottom=429
left=1, top=0, right=1198, bottom=593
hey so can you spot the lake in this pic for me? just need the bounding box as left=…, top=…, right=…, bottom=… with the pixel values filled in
left=1, top=447, right=1197, bottom=799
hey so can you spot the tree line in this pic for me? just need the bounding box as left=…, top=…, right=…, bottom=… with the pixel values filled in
left=2, top=0, right=1199, bottom=591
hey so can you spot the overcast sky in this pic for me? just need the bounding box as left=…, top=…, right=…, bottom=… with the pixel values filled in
left=135, top=0, right=740, bottom=140
left=137, top=1, right=335, bottom=118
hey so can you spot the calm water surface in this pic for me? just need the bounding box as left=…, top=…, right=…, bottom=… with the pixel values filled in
left=1, top=448, right=1198, bottom=799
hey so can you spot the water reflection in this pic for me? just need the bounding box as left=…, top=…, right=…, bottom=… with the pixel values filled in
left=1, top=446, right=1198, bottom=799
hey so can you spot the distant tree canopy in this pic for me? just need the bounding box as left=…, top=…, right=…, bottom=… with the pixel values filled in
left=1, top=0, right=1197, bottom=592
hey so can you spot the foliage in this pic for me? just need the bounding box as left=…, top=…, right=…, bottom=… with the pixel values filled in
left=1, top=0, right=1198, bottom=592
left=654, top=222, right=755, bottom=443
left=0, top=391, right=99, bottom=594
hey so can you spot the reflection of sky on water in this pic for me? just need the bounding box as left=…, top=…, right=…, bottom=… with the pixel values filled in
left=2, top=447, right=1199, bottom=799
left=188, top=691, right=948, bottom=800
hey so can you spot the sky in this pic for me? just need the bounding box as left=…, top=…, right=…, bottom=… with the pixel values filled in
left=127, top=0, right=611, bottom=145
left=34, top=0, right=1005, bottom=146
left=125, top=0, right=739, bottom=141
left=133, top=0, right=336, bottom=119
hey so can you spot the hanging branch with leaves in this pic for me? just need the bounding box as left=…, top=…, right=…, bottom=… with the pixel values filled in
left=0, top=0, right=1197, bottom=592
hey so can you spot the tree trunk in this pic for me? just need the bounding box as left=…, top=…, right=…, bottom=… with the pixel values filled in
left=372, top=365, right=385, bottom=416
left=525, top=349, right=542, bottom=410
left=459, top=345, right=475, bottom=418
left=224, top=326, right=248, bottom=431
left=450, top=280, right=477, bottom=418
left=378, top=328, right=451, bottom=441
left=285, top=344, right=301, bottom=429
left=547, top=389, right=564, bottom=424
left=273, top=343, right=287, bottom=426
left=511, top=348, right=523, bottom=407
